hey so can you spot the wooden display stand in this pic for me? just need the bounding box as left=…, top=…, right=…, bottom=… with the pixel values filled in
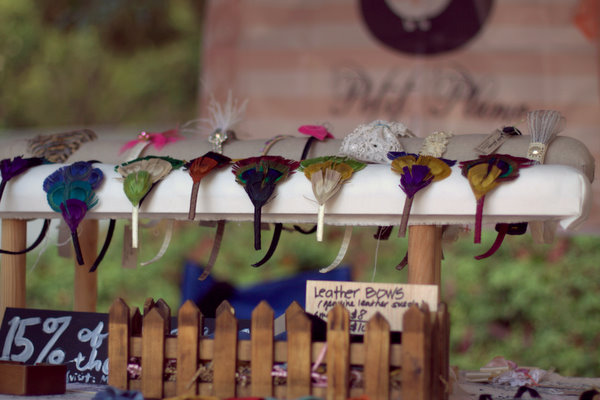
left=0, top=134, right=592, bottom=399
left=108, top=298, right=450, bottom=400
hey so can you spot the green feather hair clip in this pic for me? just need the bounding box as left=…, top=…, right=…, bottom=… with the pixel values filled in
left=116, top=156, right=184, bottom=248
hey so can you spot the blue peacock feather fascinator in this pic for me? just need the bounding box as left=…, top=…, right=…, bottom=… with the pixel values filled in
left=43, top=161, right=104, bottom=265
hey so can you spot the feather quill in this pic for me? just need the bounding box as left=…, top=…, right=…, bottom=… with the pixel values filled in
left=43, top=161, right=104, bottom=265
left=232, top=156, right=299, bottom=250
left=299, top=156, right=365, bottom=241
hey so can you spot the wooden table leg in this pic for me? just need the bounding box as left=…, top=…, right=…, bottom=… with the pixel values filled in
left=407, top=225, right=443, bottom=297
left=74, top=219, right=98, bottom=312
left=1, top=219, right=27, bottom=321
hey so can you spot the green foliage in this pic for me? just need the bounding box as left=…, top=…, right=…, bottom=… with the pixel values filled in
left=0, top=0, right=202, bottom=129
left=444, top=232, right=600, bottom=377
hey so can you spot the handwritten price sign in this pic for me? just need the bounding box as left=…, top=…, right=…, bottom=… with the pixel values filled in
left=305, top=280, right=438, bottom=334
left=0, top=308, right=108, bottom=385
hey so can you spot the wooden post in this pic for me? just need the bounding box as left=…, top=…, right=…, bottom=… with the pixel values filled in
left=286, top=301, right=312, bottom=398
left=213, top=300, right=237, bottom=399
left=1, top=219, right=27, bottom=321
left=326, top=304, right=350, bottom=400
left=407, top=225, right=443, bottom=296
left=74, top=219, right=98, bottom=312
left=177, top=301, right=201, bottom=396
left=251, top=301, right=274, bottom=398
left=364, top=313, right=390, bottom=400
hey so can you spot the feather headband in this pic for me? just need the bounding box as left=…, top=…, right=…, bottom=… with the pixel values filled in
left=388, top=152, right=456, bottom=237
left=116, top=156, right=184, bottom=248
left=232, top=156, right=299, bottom=251
left=43, top=161, right=104, bottom=265
left=299, top=156, right=366, bottom=241
left=460, top=154, right=534, bottom=245
left=186, top=152, right=231, bottom=220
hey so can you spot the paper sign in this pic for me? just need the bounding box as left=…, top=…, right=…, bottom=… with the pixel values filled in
left=305, top=280, right=437, bottom=334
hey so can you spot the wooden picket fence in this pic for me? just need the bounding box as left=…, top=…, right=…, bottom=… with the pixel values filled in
left=108, top=298, right=450, bottom=400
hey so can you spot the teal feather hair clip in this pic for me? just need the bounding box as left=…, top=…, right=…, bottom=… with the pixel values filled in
left=43, top=161, right=104, bottom=265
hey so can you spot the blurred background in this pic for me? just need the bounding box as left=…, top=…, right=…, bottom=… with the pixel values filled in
left=1, top=0, right=600, bottom=378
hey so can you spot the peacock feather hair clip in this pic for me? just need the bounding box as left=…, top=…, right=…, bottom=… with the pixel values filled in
left=460, top=154, right=534, bottom=244
left=43, top=161, right=104, bottom=265
left=299, top=156, right=366, bottom=241
left=116, top=156, right=184, bottom=248
left=232, top=155, right=299, bottom=251
left=186, top=151, right=232, bottom=220
left=388, top=152, right=456, bottom=237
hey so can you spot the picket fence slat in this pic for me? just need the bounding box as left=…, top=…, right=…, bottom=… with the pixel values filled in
left=251, top=300, right=274, bottom=397
left=141, top=308, right=166, bottom=399
left=364, top=312, right=390, bottom=400
left=108, top=298, right=129, bottom=390
left=286, top=301, right=312, bottom=398
left=213, top=300, right=238, bottom=398
left=402, top=303, right=432, bottom=400
left=110, top=298, right=445, bottom=399
left=176, top=300, right=201, bottom=396
left=326, top=304, right=350, bottom=400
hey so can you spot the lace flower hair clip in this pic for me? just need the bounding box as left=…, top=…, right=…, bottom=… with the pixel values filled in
left=338, top=120, right=415, bottom=163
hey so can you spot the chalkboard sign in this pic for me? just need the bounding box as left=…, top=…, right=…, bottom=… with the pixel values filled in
left=0, top=308, right=108, bottom=385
